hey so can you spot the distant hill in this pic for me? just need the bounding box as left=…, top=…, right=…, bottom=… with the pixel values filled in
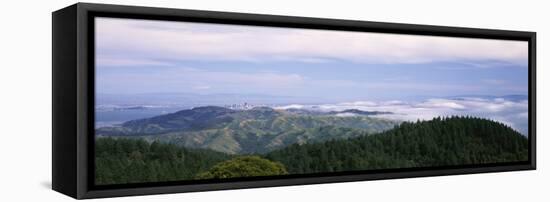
left=327, top=109, right=393, bottom=116
left=283, top=108, right=392, bottom=116
left=265, top=116, right=529, bottom=174
left=97, top=106, right=237, bottom=135
left=96, top=106, right=398, bottom=154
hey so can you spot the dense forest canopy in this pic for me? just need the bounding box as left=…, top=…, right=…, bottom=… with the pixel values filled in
left=265, top=116, right=528, bottom=174
left=95, top=116, right=528, bottom=185
left=95, top=138, right=231, bottom=185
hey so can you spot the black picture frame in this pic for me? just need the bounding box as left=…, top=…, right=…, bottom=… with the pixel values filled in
left=52, top=2, right=536, bottom=199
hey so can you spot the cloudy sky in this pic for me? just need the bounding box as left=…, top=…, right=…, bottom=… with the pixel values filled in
left=95, top=17, right=528, bottom=100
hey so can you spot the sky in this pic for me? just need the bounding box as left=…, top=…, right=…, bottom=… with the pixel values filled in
left=95, top=17, right=528, bottom=102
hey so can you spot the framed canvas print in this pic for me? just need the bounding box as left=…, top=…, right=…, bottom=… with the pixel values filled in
left=52, top=3, right=536, bottom=199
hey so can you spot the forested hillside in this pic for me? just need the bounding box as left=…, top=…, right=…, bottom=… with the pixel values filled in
left=265, top=116, right=528, bottom=174
left=95, top=116, right=528, bottom=185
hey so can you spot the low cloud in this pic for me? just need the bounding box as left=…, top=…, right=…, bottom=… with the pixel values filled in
left=276, top=96, right=528, bottom=135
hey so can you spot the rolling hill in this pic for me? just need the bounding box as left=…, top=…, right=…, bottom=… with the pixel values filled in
left=96, top=106, right=398, bottom=154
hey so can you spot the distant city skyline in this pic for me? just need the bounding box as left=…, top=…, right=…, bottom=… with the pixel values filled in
left=95, top=17, right=528, bottom=101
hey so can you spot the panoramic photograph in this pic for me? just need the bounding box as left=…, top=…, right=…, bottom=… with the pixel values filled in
left=94, top=17, right=529, bottom=185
